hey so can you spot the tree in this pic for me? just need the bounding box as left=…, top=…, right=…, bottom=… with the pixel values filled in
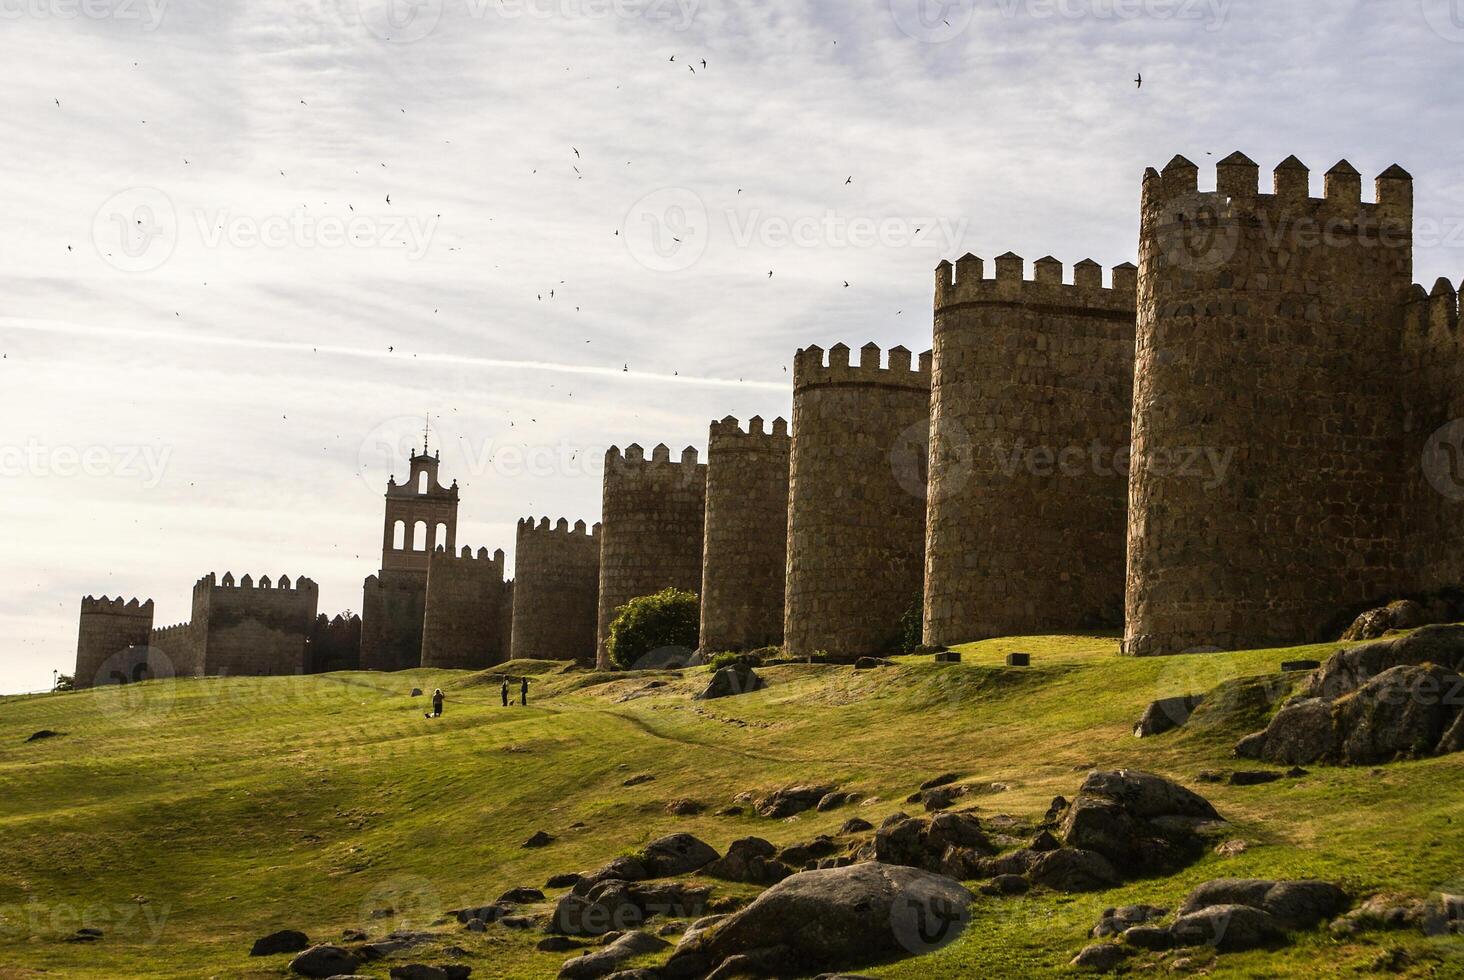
left=605, top=588, right=699, bottom=670
left=53, top=674, right=74, bottom=692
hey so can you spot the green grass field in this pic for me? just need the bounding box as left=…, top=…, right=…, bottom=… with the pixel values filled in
left=1, top=635, right=1461, bottom=978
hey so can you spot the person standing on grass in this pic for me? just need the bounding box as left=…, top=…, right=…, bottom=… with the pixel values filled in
left=501, top=678, right=509, bottom=707
left=520, top=676, right=529, bottom=706
left=431, top=688, right=444, bottom=718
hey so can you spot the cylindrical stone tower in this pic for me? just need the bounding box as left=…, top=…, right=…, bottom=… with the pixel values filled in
left=74, top=596, right=155, bottom=688
left=784, top=342, right=931, bottom=658
left=1125, top=152, right=1415, bottom=655
left=699, top=415, right=791, bottom=654
left=511, top=517, right=601, bottom=662
left=596, top=443, right=707, bottom=669
left=923, top=252, right=1137, bottom=646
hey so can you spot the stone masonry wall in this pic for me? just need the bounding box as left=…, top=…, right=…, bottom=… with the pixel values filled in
left=360, top=571, right=428, bottom=672
left=784, top=343, right=931, bottom=658
left=511, top=517, right=600, bottom=662
left=924, top=253, right=1137, bottom=645
left=74, top=596, right=154, bottom=689
left=421, top=546, right=511, bottom=669
left=596, top=444, right=707, bottom=669
left=700, top=415, right=790, bottom=653
left=192, top=572, right=319, bottom=676
left=1125, top=153, right=1415, bottom=655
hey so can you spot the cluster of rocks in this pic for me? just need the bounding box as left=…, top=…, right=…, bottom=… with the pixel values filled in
left=1236, top=625, right=1464, bottom=765
left=1330, top=891, right=1464, bottom=937
left=1071, top=878, right=1350, bottom=972
left=282, top=930, right=472, bottom=979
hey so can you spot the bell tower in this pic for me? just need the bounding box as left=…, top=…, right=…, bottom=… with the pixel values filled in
left=361, top=420, right=460, bottom=672
left=380, top=436, right=460, bottom=574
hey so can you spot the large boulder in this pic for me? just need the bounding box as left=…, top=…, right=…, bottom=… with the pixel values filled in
left=251, top=929, right=310, bottom=956
left=1057, top=770, right=1220, bottom=875
left=1179, top=878, right=1349, bottom=929
left=1167, top=904, right=1284, bottom=951
left=701, top=837, right=793, bottom=886
left=1235, top=698, right=1336, bottom=764
left=557, top=930, right=669, bottom=979
left=1133, top=695, right=1203, bottom=737
left=289, top=944, right=361, bottom=977
left=639, top=834, right=719, bottom=877
left=696, top=664, right=764, bottom=700
left=1333, top=665, right=1463, bottom=764
left=666, top=863, right=973, bottom=977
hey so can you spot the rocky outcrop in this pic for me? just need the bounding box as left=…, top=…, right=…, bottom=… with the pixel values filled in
left=873, top=810, right=994, bottom=876
left=551, top=881, right=711, bottom=937
left=1304, top=624, right=1464, bottom=700
left=1238, top=656, right=1464, bottom=765
left=665, top=864, right=973, bottom=978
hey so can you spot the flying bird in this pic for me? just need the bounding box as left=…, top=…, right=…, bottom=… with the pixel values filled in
left=573, top=147, right=580, bottom=158
left=701, top=59, right=707, bottom=68
left=845, top=176, right=852, bottom=184
left=1135, top=73, right=1142, bottom=88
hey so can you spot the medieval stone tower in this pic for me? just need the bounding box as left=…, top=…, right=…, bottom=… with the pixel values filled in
left=188, top=572, right=320, bottom=676
left=924, top=254, right=1138, bottom=645
left=74, top=596, right=154, bottom=688
left=784, top=343, right=931, bottom=657
left=361, top=446, right=459, bottom=671
left=512, top=517, right=601, bottom=662
left=699, top=416, right=791, bottom=654
left=1125, top=153, right=1416, bottom=655
left=596, top=444, right=707, bottom=668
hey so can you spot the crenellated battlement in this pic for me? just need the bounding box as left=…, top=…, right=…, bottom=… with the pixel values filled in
left=195, top=572, right=319, bottom=595
left=1141, top=152, right=1413, bottom=230
left=605, top=443, right=705, bottom=470
left=1402, top=278, right=1461, bottom=351
left=934, top=253, right=1137, bottom=314
left=430, top=544, right=507, bottom=581
left=792, top=342, right=932, bottom=392
left=517, top=516, right=600, bottom=539
left=708, top=414, right=790, bottom=445
left=80, top=596, right=154, bottom=616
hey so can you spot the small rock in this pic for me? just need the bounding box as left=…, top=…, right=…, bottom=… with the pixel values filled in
left=410, top=688, right=423, bottom=697
left=640, top=833, right=719, bottom=877
left=1092, top=905, right=1167, bottom=938
left=854, top=657, right=893, bottom=670
left=840, top=817, right=874, bottom=834
left=523, top=831, right=555, bottom=848
left=754, top=784, right=837, bottom=819
left=558, top=930, right=670, bottom=979
left=696, top=664, right=764, bottom=700
left=1169, top=903, right=1283, bottom=951
left=622, top=774, right=655, bottom=787
left=1071, top=942, right=1131, bottom=972
left=25, top=730, right=63, bottom=743
left=714, top=805, right=743, bottom=817
left=1133, top=695, right=1203, bottom=737
left=538, top=936, right=587, bottom=952
left=1214, top=839, right=1249, bottom=857
left=1280, top=659, right=1321, bottom=672
left=920, top=772, right=961, bottom=790
left=665, top=799, right=705, bottom=816
left=546, top=873, right=583, bottom=889
left=978, top=875, right=1029, bottom=897
left=1228, top=770, right=1283, bottom=786
left=498, top=887, right=545, bottom=904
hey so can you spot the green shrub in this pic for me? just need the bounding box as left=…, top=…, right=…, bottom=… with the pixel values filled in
left=605, top=588, right=699, bottom=670
left=895, top=596, right=923, bottom=654
left=708, top=651, right=763, bottom=672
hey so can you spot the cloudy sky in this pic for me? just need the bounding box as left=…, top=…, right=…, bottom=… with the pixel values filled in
left=3, top=0, right=1463, bottom=692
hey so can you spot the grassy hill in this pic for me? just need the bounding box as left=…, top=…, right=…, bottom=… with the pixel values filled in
left=1, top=635, right=1461, bottom=978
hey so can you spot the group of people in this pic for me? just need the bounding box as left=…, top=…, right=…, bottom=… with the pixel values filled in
left=424, top=675, right=530, bottom=719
